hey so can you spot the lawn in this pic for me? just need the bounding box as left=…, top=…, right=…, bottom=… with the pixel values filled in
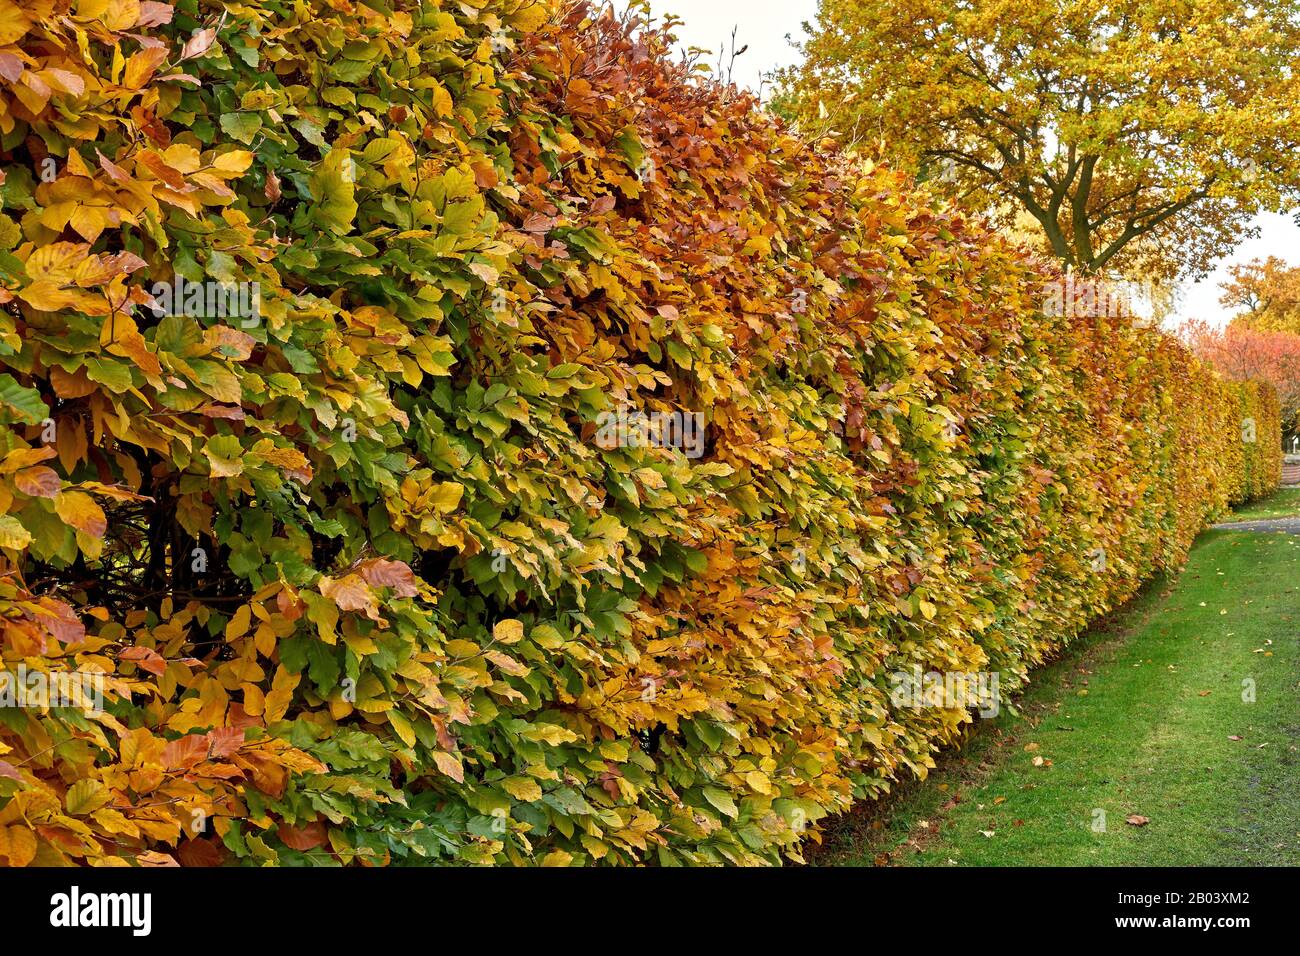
left=813, top=527, right=1300, bottom=866
left=1226, top=487, right=1300, bottom=522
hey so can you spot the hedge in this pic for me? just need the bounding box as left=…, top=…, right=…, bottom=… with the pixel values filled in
left=0, top=0, right=1280, bottom=867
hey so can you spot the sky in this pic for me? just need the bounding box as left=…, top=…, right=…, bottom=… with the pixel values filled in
left=614, top=0, right=1300, bottom=328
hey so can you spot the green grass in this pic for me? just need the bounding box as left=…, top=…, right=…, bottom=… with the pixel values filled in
left=813, top=528, right=1300, bottom=866
left=1227, top=486, right=1300, bottom=522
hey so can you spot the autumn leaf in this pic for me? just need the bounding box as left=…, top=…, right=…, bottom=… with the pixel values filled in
left=177, top=838, right=224, bottom=867
left=319, top=574, right=377, bottom=619
left=277, top=821, right=327, bottom=851
left=431, top=750, right=465, bottom=783
left=65, top=779, right=112, bottom=816
left=54, top=491, right=107, bottom=538
left=180, top=27, right=216, bottom=61
left=0, top=515, right=32, bottom=550
left=357, top=558, right=418, bottom=597
left=0, top=1, right=31, bottom=46
left=0, top=826, right=37, bottom=867
left=14, top=466, right=60, bottom=498
left=492, top=619, right=525, bottom=644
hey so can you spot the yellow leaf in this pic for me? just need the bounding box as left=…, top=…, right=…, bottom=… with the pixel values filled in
left=65, top=778, right=112, bottom=816
left=0, top=825, right=37, bottom=867
left=0, top=1, right=31, bottom=46
left=211, top=150, right=255, bottom=176
left=18, top=280, right=81, bottom=313
left=102, top=0, right=140, bottom=31
left=225, top=604, right=252, bottom=641
left=502, top=776, right=543, bottom=801
left=431, top=750, right=464, bottom=782
left=429, top=481, right=464, bottom=513
left=492, top=619, right=524, bottom=644
left=55, top=490, right=106, bottom=538
left=0, top=515, right=32, bottom=550
left=388, top=710, right=416, bottom=748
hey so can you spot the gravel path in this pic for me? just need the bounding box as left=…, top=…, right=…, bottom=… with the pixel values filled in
left=1212, top=517, right=1300, bottom=534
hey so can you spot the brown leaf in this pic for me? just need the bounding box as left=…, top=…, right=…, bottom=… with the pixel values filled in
left=136, top=851, right=180, bottom=867
left=264, top=168, right=281, bottom=203
left=14, top=466, right=60, bottom=498
left=34, top=598, right=85, bottom=646
left=204, top=726, right=245, bottom=759
left=161, top=734, right=209, bottom=770
left=0, top=52, right=24, bottom=83
left=522, top=213, right=555, bottom=233
left=177, top=838, right=224, bottom=867
left=358, top=558, right=418, bottom=597
left=119, top=645, right=167, bottom=676
left=180, top=28, right=216, bottom=61
left=138, top=2, right=175, bottom=28
left=277, top=820, right=327, bottom=851
left=319, top=574, right=377, bottom=618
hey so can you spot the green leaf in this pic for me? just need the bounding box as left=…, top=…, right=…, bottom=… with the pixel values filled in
left=702, top=787, right=738, bottom=819
left=219, top=112, right=263, bottom=145
left=310, top=148, right=358, bottom=235
left=0, top=373, right=47, bottom=424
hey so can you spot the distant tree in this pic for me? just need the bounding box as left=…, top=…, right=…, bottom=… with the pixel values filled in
left=1181, top=319, right=1300, bottom=439
left=780, top=0, right=1300, bottom=284
left=1220, top=256, right=1300, bottom=333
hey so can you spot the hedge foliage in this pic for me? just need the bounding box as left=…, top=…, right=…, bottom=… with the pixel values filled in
left=0, top=0, right=1280, bottom=867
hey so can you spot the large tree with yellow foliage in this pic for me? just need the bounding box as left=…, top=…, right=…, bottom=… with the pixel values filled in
left=1222, top=256, right=1300, bottom=332
left=780, top=0, right=1300, bottom=282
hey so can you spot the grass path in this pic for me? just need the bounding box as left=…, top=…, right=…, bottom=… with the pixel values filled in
left=1227, top=486, right=1300, bottom=522
left=815, top=519, right=1300, bottom=866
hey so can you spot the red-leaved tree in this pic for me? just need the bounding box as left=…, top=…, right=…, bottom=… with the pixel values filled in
left=1181, top=319, right=1300, bottom=441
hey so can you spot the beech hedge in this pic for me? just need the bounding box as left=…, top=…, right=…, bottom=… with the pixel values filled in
left=0, top=0, right=1279, bottom=866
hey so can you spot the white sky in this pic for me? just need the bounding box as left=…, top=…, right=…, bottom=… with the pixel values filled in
left=616, top=0, right=1300, bottom=327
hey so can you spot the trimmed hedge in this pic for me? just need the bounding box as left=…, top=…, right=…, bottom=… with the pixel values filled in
left=0, top=1, right=1279, bottom=866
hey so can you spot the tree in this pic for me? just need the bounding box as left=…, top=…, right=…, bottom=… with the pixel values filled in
left=1220, top=256, right=1300, bottom=333
left=1181, top=319, right=1300, bottom=438
left=779, top=0, right=1300, bottom=283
